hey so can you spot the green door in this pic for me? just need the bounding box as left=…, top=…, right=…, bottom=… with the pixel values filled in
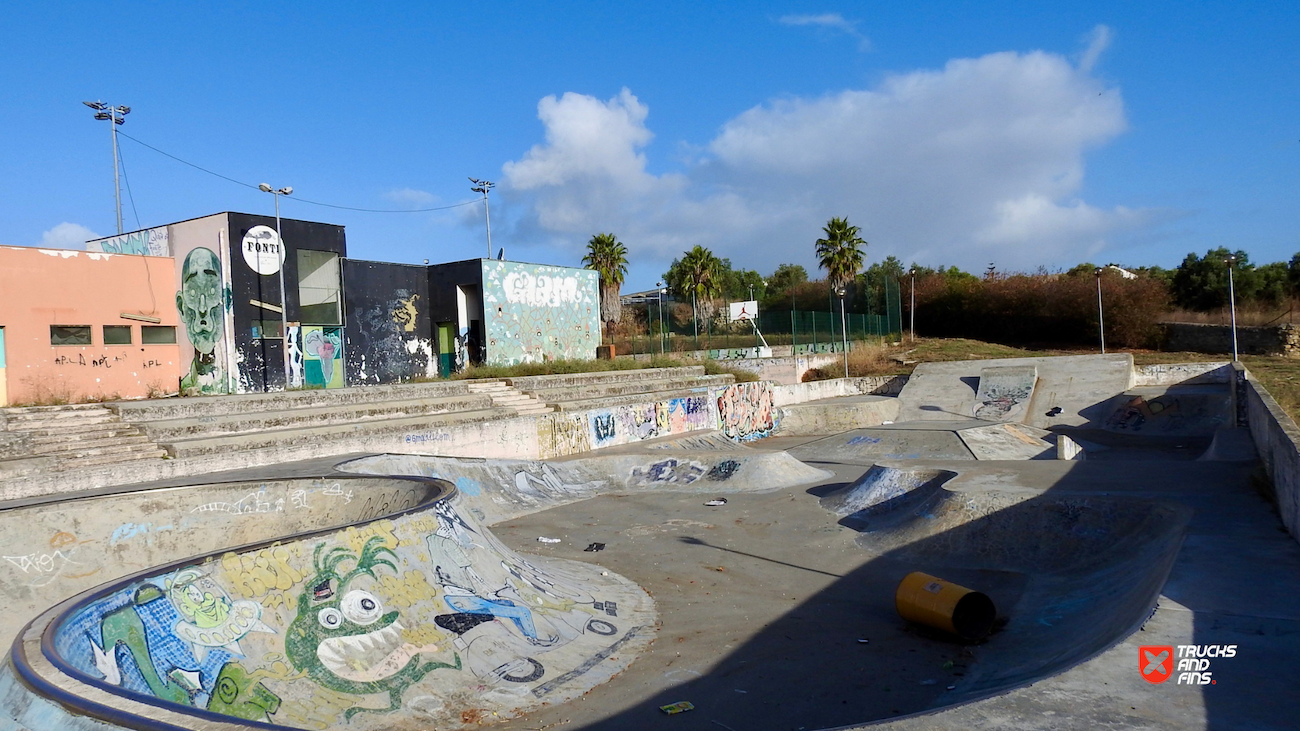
left=437, top=322, right=454, bottom=378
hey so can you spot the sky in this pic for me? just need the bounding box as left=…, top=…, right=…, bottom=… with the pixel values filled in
left=2, top=2, right=1297, bottom=291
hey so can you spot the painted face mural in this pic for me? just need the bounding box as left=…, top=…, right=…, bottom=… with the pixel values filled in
left=175, top=247, right=225, bottom=394
left=285, top=537, right=460, bottom=720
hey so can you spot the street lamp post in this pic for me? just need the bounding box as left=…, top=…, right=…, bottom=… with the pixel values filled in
left=657, top=281, right=666, bottom=355
left=835, top=284, right=848, bottom=378
left=83, top=101, right=130, bottom=234
left=1095, top=267, right=1106, bottom=354
left=909, top=267, right=916, bottom=342
left=259, top=183, right=294, bottom=390
left=1226, top=255, right=1239, bottom=362
left=469, top=178, right=494, bottom=258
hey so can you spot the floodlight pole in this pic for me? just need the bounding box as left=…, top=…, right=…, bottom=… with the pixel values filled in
left=469, top=178, right=494, bottom=258
left=1226, top=255, right=1239, bottom=362
left=657, top=281, right=666, bottom=355
left=84, top=101, right=130, bottom=234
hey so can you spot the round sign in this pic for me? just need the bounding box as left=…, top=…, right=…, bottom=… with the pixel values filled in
left=241, top=225, right=284, bottom=275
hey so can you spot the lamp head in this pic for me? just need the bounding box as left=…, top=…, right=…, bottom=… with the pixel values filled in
left=94, top=112, right=111, bottom=120
left=117, top=106, right=130, bottom=115
left=258, top=183, right=272, bottom=193
left=279, top=186, right=293, bottom=196
left=83, top=101, right=106, bottom=110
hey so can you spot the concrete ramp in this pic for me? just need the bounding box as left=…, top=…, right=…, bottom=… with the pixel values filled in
left=6, top=484, right=657, bottom=730
left=820, top=465, right=958, bottom=530
left=789, top=421, right=1058, bottom=463
left=1102, top=385, right=1233, bottom=437
left=896, top=354, right=1134, bottom=428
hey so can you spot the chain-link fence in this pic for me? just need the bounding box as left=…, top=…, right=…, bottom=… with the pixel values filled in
left=615, top=278, right=903, bottom=355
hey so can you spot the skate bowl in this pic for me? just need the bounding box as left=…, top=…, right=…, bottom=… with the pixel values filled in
left=3, top=476, right=658, bottom=731
left=791, top=422, right=1058, bottom=463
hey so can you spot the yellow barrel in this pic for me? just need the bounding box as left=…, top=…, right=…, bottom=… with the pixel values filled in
left=895, top=572, right=997, bottom=640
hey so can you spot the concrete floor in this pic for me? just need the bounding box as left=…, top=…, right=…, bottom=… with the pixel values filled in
left=484, top=437, right=1300, bottom=731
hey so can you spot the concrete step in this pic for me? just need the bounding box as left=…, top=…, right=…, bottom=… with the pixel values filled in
left=549, top=385, right=724, bottom=411
left=28, top=433, right=154, bottom=453
left=531, top=374, right=736, bottom=403
left=160, top=407, right=516, bottom=459
left=21, top=422, right=145, bottom=440
left=507, top=366, right=705, bottom=392
left=68, top=448, right=168, bottom=470
left=135, top=393, right=498, bottom=441
left=109, top=379, right=478, bottom=422
left=0, top=403, right=109, bottom=416
left=3, top=410, right=116, bottom=427
left=56, top=441, right=166, bottom=460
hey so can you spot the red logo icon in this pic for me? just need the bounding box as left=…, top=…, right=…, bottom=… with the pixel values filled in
left=1140, top=645, right=1174, bottom=684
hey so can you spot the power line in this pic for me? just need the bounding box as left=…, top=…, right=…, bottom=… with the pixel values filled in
left=114, top=130, right=482, bottom=214
left=116, top=142, right=142, bottom=230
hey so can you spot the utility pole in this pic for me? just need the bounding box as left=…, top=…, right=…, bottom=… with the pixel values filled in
left=469, top=178, right=494, bottom=258
left=1226, top=255, right=1239, bottom=362
left=909, top=267, right=916, bottom=342
left=83, top=101, right=130, bottom=234
left=1095, top=267, right=1106, bottom=354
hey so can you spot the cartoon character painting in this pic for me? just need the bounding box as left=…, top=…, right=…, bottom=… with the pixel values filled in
left=285, top=537, right=459, bottom=720
left=176, top=247, right=227, bottom=394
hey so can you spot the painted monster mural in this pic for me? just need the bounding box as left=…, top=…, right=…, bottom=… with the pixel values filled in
left=53, top=493, right=654, bottom=729
left=176, top=247, right=229, bottom=395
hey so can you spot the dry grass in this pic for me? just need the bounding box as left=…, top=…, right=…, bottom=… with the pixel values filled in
left=447, top=356, right=759, bottom=384
left=1162, top=304, right=1298, bottom=327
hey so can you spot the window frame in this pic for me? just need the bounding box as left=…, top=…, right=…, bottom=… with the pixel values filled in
left=50, top=325, right=92, bottom=346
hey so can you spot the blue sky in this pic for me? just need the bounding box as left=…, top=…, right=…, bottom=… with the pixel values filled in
left=2, top=2, right=1296, bottom=290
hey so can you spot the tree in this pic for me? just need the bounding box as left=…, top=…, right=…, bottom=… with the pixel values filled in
left=1171, top=248, right=1250, bottom=311
left=765, top=264, right=808, bottom=302
left=582, top=233, right=629, bottom=340
left=676, top=245, right=723, bottom=336
left=815, top=217, right=866, bottom=289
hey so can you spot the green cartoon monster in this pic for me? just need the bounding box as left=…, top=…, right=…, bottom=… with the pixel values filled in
left=285, top=537, right=460, bottom=721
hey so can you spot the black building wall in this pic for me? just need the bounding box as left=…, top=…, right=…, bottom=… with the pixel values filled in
left=226, top=212, right=347, bottom=392
left=341, top=260, right=434, bottom=385
left=426, top=259, right=484, bottom=323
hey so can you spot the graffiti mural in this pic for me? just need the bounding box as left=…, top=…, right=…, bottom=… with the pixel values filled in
left=303, top=327, right=344, bottom=389
left=52, top=496, right=654, bottom=728
left=480, top=261, right=600, bottom=366
left=972, top=366, right=1036, bottom=421
left=175, top=246, right=231, bottom=395
left=1105, top=395, right=1182, bottom=433
left=715, top=382, right=777, bottom=441
left=87, top=226, right=171, bottom=257
left=342, top=261, right=437, bottom=385
left=629, top=458, right=706, bottom=486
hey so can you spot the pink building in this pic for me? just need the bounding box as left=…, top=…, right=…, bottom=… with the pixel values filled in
left=0, top=246, right=181, bottom=406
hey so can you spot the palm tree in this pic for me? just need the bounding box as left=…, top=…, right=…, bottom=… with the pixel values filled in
left=816, top=218, right=866, bottom=374
left=582, top=233, right=629, bottom=342
left=815, top=217, right=867, bottom=289
left=679, top=245, right=723, bottom=339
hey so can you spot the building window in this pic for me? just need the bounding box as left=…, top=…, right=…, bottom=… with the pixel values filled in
left=297, top=250, right=341, bottom=325
left=51, top=325, right=92, bottom=346
left=141, top=326, right=177, bottom=344
left=251, top=321, right=284, bottom=339
left=103, top=325, right=133, bottom=345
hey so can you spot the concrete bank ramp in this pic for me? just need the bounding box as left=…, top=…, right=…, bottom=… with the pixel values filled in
left=846, top=485, right=1192, bottom=704
left=789, top=421, right=1058, bottom=463
left=820, top=465, right=957, bottom=530
left=1100, top=385, right=1233, bottom=437
left=336, top=450, right=833, bottom=524
left=4, top=482, right=656, bottom=731
left=895, top=354, right=1134, bottom=429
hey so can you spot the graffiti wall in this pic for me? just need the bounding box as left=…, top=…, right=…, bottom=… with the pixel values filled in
left=51, top=494, right=654, bottom=728
left=302, top=327, right=344, bottom=388
left=716, top=382, right=778, bottom=441
left=169, top=215, right=236, bottom=396
left=481, top=261, right=599, bottom=366
left=86, top=226, right=172, bottom=257
left=343, top=261, right=435, bottom=385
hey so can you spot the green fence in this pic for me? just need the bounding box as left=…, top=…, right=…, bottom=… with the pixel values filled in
left=615, top=278, right=903, bottom=356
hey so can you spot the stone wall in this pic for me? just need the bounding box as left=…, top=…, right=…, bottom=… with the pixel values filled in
left=1161, top=322, right=1300, bottom=357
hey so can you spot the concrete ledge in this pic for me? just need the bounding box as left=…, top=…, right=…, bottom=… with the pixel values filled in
left=776, top=397, right=900, bottom=435
left=771, top=375, right=908, bottom=406
left=506, top=366, right=705, bottom=391
left=1243, top=367, right=1300, bottom=544
left=1132, top=362, right=1232, bottom=386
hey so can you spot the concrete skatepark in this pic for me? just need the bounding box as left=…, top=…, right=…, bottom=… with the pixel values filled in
left=2, top=355, right=1299, bottom=730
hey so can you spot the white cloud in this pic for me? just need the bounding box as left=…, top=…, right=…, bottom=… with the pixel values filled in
left=384, top=187, right=438, bottom=205
left=38, top=222, right=99, bottom=250
left=502, top=46, right=1166, bottom=280
left=1079, top=24, right=1112, bottom=73
left=778, top=13, right=871, bottom=51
